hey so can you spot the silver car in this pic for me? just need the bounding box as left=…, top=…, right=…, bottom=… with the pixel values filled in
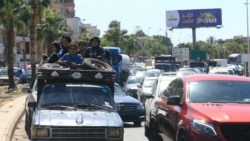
left=24, top=64, right=124, bottom=141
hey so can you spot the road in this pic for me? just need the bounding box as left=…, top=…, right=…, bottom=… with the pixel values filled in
left=11, top=114, right=149, bottom=141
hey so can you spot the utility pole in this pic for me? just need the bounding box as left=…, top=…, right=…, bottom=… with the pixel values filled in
left=246, top=0, right=250, bottom=76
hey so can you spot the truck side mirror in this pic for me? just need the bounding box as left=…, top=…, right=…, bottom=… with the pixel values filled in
left=118, top=55, right=122, bottom=62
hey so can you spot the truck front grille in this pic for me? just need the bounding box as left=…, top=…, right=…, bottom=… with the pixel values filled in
left=51, top=127, right=106, bottom=140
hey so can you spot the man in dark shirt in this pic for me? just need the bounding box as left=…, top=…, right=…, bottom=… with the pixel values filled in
left=85, top=37, right=111, bottom=65
left=58, top=36, right=72, bottom=58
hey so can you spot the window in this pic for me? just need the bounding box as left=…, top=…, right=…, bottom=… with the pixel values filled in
left=38, top=84, right=114, bottom=108
left=175, top=79, right=184, bottom=103
left=151, top=79, right=158, bottom=97
left=163, top=79, right=177, bottom=97
left=189, top=81, right=250, bottom=103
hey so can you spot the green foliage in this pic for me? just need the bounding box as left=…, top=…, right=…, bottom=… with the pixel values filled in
left=0, top=0, right=33, bottom=90
left=103, top=20, right=128, bottom=47
left=101, top=38, right=113, bottom=47
left=36, top=11, right=70, bottom=44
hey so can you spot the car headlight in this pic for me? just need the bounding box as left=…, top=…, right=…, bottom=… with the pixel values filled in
left=136, top=102, right=144, bottom=110
left=31, top=127, right=50, bottom=137
left=107, top=128, right=123, bottom=138
left=191, top=119, right=217, bottom=136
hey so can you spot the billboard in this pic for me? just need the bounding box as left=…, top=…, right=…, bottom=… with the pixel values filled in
left=166, top=8, right=222, bottom=28
left=172, top=47, right=190, bottom=61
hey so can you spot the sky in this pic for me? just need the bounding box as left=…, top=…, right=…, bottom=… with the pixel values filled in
left=74, top=0, right=249, bottom=46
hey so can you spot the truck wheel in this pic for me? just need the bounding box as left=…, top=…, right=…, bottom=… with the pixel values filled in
left=25, top=111, right=32, bottom=139
left=82, top=58, right=113, bottom=71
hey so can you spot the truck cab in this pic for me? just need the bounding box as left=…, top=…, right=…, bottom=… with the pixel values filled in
left=104, top=47, right=122, bottom=84
left=23, top=63, right=124, bottom=141
left=154, top=55, right=176, bottom=72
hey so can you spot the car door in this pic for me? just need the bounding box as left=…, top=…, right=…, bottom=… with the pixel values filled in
left=156, top=78, right=179, bottom=140
left=163, top=78, right=183, bottom=138
left=155, top=80, right=176, bottom=139
left=166, top=79, right=184, bottom=134
left=145, top=78, right=158, bottom=124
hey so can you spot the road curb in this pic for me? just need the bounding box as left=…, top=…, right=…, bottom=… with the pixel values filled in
left=0, top=95, right=26, bottom=141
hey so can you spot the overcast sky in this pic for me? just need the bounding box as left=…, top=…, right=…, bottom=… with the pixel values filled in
left=75, top=0, right=248, bottom=46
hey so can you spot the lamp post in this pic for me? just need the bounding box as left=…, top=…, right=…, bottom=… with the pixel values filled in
left=158, top=28, right=162, bottom=36
left=158, top=28, right=162, bottom=42
left=147, top=27, right=151, bottom=38
left=246, top=0, right=250, bottom=77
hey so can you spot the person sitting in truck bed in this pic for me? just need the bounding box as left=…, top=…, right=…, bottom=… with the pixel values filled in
left=57, top=43, right=84, bottom=69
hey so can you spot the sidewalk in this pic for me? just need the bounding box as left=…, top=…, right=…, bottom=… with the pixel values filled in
left=0, top=94, right=26, bottom=141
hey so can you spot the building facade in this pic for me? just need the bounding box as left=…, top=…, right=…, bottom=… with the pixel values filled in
left=0, top=0, right=100, bottom=68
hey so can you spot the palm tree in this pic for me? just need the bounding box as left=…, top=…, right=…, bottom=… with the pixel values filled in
left=36, top=11, right=70, bottom=55
left=28, top=0, right=50, bottom=79
left=121, top=34, right=139, bottom=57
left=0, top=0, right=32, bottom=90
left=104, top=20, right=128, bottom=47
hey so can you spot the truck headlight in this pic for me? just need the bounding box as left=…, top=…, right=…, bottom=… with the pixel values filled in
left=107, top=128, right=123, bottom=138
left=31, top=127, right=50, bottom=137
left=191, top=119, right=217, bottom=136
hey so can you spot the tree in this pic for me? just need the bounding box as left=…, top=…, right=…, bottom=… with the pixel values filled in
left=121, top=34, right=139, bottom=57
left=36, top=11, right=70, bottom=55
left=135, top=29, right=146, bottom=37
left=0, top=0, right=32, bottom=90
left=149, top=42, right=167, bottom=56
left=103, top=20, right=128, bottom=47
left=28, top=0, right=50, bottom=80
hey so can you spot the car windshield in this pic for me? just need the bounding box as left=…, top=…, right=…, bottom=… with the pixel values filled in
left=114, top=85, right=126, bottom=96
left=127, top=77, right=140, bottom=84
left=158, top=79, right=174, bottom=96
left=189, top=81, right=250, bottom=103
left=38, top=83, right=115, bottom=109
left=143, top=79, right=156, bottom=87
left=0, top=70, right=8, bottom=76
left=0, top=68, right=23, bottom=76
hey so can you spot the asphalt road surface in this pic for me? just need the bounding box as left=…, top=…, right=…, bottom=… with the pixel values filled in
left=11, top=114, right=149, bottom=141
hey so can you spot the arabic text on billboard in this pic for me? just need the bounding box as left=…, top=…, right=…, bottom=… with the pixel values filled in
left=166, top=8, right=222, bottom=28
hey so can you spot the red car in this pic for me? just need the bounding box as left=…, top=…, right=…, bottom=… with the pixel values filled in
left=153, top=74, right=250, bottom=141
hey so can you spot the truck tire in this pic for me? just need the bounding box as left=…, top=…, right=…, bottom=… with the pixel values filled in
left=25, top=110, right=32, bottom=139
left=82, top=58, right=113, bottom=71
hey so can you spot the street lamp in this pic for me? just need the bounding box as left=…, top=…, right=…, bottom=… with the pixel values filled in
left=245, top=0, right=250, bottom=77
left=158, top=28, right=162, bottom=36
left=147, top=27, right=151, bottom=37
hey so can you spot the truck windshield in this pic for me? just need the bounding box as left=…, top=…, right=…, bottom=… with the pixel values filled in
left=38, top=83, right=115, bottom=109
left=189, top=62, right=205, bottom=68
left=155, top=64, right=171, bottom=72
